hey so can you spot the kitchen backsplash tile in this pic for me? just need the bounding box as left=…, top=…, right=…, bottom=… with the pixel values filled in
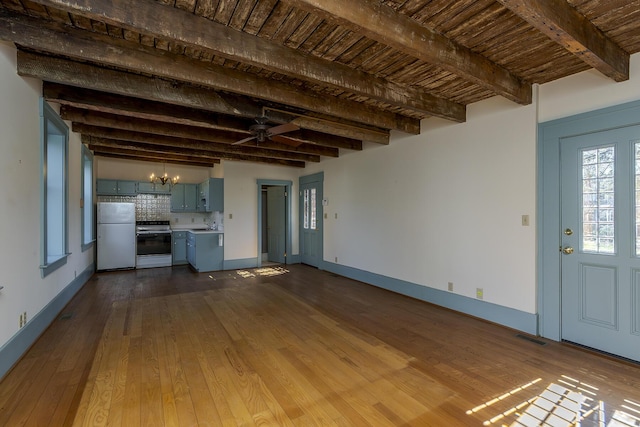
left=98, top=194, right=170, bottom=221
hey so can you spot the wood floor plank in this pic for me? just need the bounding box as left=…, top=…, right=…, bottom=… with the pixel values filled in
left=1, top=265, right=639, bottom=426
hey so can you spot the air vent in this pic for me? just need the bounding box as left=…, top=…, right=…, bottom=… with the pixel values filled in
left=59, top=313, right=74, bottom=320
left=516, top=334, right=547, bottom=346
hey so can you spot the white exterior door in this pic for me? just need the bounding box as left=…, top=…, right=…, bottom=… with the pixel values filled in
left=560, top=125, right=640, bottom=362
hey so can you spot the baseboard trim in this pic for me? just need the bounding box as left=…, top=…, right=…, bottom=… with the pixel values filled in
left=322, top=261, right=537, bottom=335
left=224, top=258, right=259, bottom=270
left=0, top=263, right=95, bottom=380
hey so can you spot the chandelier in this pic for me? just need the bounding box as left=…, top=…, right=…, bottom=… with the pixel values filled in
left=149, top=164, right=179, bottom=186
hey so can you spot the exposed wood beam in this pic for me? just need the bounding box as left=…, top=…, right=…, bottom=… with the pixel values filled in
left=75, top=124, right=320, bottom=164
left=60, top=106, right=341, bottom=157
left=87, top=137, right=226, bottom=163
left=88, top=140, right=305, bottom=168
left=284, top=0, right=532, bottom=104
left=92, top=150, right=216, bottom=168
left=16, top=49, right=414, bottom=137
left=495, top=0, right=629, bottom=81
left=87, top=141, right=220, bottom=168
left=44, top=83, right=389, bottom=144
left=19, top=0, right=463, bottom=123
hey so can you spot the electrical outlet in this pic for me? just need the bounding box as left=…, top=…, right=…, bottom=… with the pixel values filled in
left=448, top=282, right=454, bottom=292
left=229, top=213, right=233, bottom=219
left=521, top=214, right=530, bottom=226
left=476, top=288, right=484, bottom=300
left=23, top=312, right=27, bottom=324
left=335, top=256, right=338, bottom=263
left=324, top=213, right=327, bottom=219
left=334, top=213, right=338, bottom=219
left=175, top=217, right=179, bottom=223
left=191, top=217, right=195, bottom=223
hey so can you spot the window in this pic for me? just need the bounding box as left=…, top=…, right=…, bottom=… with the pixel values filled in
left=302, top=188, right=317, bottom=230
left=581, top=146, right=615, bottom=254
left=81, top=145, right=94, bottom=251
left=40, top=99, right=69, bottom=277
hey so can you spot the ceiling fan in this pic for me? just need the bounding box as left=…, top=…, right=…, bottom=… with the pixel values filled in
left=232, top=117, right=301, bottom=146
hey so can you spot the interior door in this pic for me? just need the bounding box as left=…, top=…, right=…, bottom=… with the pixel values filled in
left=560, top=125, right=640, bottom=362
left=267, top=186, right=286, bottom=263
left=299, top=179, right=322, bottom=267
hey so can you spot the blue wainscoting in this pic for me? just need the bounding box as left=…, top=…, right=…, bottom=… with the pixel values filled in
left=0, top=263, right=95, bottom=380
left=322, top=261, right=538, bottom=335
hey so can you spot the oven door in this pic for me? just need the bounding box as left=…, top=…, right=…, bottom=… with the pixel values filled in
left=136, top=231, right=172, bottom=255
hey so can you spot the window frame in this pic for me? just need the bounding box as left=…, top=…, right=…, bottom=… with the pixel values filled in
left=81, top=145, right=94, bottom=251
left=40, top=99, right=69, bottom=277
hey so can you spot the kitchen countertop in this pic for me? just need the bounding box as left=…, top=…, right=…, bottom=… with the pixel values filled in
left=187, top=229, right=224, bottom=234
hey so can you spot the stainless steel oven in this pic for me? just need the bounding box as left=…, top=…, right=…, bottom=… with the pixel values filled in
left=136, top=221, right=172, bottom=268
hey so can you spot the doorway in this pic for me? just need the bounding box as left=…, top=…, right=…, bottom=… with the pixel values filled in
left=538, top=100, right=640, bottom=363
left=257, top=180, right=292, bottom=267
left=559, top=126, right=640, bottom=361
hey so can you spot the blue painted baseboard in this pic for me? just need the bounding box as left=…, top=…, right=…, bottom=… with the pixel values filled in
left=322, top=261, right=538, bottom=335
left=0, top=263, right=95, bottom=380
left=224, top=258, right=259, bottom=270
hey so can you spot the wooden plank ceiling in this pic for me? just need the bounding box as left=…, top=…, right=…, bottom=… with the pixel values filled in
left=1, top=0, right=639, bottom=168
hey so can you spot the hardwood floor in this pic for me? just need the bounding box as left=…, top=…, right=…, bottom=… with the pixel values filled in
left=1, top=264, right=639, bottom=426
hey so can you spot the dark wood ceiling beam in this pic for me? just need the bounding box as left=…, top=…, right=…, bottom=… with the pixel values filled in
left=87, top=137, right=226, bottom=162
left=74, top=124, right=321, bottom=163
left=86, top=136, right=306, bottom=168
left=91, top=150, right=217, bottom=168
left=43, top=82, right=389, bottom=144
left=60, top=106, right=341, bottom=157
left=495, top=0, right=629, bottom=81
left=15, top=47, right=411, bottom=137
left=15, top=1, right=461, bottom=124
left=284, top=0, right=531, bottom=105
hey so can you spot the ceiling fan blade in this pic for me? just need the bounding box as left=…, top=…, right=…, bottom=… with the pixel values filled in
left=267, top=123, right=300, bottom=136
left=232, top=135, right=257, bottom=145
left=271, top=135, right=304, bottom=147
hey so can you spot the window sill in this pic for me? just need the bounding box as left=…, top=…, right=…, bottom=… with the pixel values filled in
left=40, top=254, right=69, bottom=278
left=81, top=240, right=95, bottom=252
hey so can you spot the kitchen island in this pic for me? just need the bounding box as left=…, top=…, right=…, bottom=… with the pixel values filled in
left=185, top=230, right=224, bottom=272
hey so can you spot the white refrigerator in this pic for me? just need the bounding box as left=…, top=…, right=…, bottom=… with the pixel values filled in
left=97, top=202, right=136, bottom=270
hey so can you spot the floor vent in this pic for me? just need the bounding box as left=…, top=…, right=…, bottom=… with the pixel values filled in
left=515, top=334, right=547, bottom=346
left=59, top=313, right=73, bottom=320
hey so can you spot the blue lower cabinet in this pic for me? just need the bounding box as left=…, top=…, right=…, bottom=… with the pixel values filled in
left=186, top=232, right=223, bottom=272
left=172, top=231, right=187, bottom=265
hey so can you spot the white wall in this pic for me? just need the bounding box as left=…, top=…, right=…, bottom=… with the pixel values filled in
left=306, top=98, right=538, bottom=313
left=0, top=42, right=94, bottom=349
left=223, top=162, right=299, bottom=261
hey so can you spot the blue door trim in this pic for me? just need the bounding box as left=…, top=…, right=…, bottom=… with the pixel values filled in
left=256, top=179, right=292, bottom=267
left=538, top=99, right=640, bottom=340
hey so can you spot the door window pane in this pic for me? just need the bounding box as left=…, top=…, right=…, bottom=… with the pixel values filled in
left=310, top=188, right=317, bottom=230
left=303, top=189, right=309, bottom=229
left=582, top=146, right=615, bottom=254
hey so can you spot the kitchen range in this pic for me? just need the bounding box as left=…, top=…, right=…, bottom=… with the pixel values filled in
left=135, top=220, right=172, bottom=269
left=95, top=177, right=225, bottom=272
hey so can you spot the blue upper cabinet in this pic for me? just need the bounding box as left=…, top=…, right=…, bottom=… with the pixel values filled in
left=171, top=183, right=198, bottom=212
left=96, top=179, right=137, bottom=196
left=199, top=178, right=224, bottom=212
left=137, top=181, right=171, bottom=194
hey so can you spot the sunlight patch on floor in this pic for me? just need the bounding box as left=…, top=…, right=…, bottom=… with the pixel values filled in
left=236, top=266, right=290, bottom=278
left=468, top=375, right=640, bottom=427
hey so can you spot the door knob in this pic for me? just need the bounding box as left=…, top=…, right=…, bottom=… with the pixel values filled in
left=562, top=246, right=574, bottom=255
